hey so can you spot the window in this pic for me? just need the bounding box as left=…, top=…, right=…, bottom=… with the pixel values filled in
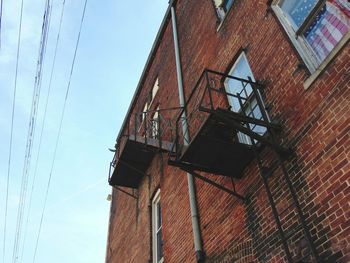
left=152, top=190, right=163, bottom=263
left=224, top=53, right=267, bottom=145
left=213, top=0, right=235, bottom=21
left=138, top=102, right=149, bottom=134
left=148, top=78, right=159, bottom=105
left=142, top=102, right=148, bottom=123
left=150, top=106, right=160, bottom=139
left=273, top=0, right=350, bottom=72
left=151, top=78, right=159, bottom=103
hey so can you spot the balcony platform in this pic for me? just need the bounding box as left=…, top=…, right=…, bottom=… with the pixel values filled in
left=171, top=111, right=255, bottom=178
left=109, top=135, right=173, bottom=188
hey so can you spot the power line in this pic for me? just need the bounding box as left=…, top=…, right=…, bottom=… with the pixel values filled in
left=12, top=1, right=52, bottom=262
left=32, top=0, right=89, bottom=262
left=3, top=0, right=24, bottom=262
left=19, top=1, right=66, bottom=261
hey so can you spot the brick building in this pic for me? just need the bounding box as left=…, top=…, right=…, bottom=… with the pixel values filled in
left=106, top=0, right=350, bottom=262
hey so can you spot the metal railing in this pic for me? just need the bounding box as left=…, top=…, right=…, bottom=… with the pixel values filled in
left=171, top=68, right=267, bottom=160
left=109, top=107, right=184, bottom=182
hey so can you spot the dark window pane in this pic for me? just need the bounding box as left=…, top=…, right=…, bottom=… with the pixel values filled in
left=157, top=229, right=163, bottom=261
left=157, top=203, right=162, bottom=228
left=224, top=0, right=234, bottom=11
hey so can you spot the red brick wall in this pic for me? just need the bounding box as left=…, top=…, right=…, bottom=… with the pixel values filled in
left=106, top=0, right=350, bottom=262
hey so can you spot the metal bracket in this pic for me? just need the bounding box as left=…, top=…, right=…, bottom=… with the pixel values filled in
left=209, top=109, right=292, bottom=157
left=178, top=164, right=246, bottom=201
left=113, top=186, right=138, bottom=199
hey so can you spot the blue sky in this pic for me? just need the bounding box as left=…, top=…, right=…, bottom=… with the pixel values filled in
left=0, top=0, right=168, bottom=262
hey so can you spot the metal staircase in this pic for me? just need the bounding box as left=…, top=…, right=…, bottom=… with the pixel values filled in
left=168, top=69, right=321, bottom=262
left=239, top=84, right=321, bottom=263
left=108, top=68, right=321, bottom=262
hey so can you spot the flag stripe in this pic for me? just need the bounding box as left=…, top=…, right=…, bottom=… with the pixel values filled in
left=305, top=0, right=350, bottom=61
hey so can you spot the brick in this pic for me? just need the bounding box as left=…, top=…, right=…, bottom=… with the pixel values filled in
left=106, top=1, right=350, bottom=262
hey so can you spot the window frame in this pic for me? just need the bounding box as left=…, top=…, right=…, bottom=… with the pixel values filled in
left=152, top=189, right=164, bottom=263
left=213, top=0, right=235, bottom=23
left=271, top=0, right=350, bottom=79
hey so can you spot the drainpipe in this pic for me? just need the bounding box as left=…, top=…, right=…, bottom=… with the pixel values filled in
left=170, top=3, right=205, bottom=262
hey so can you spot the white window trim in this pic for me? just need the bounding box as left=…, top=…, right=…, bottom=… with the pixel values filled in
left=271, top=2, right=320, bottom=72
left=271, top=1, right=350, bottom=89
left=149, top=78, right=159, bottom=107
left=152, top=189, right=163, bottom=263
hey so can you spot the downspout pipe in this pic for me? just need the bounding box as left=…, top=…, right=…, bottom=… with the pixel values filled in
left=170, top=3, right=205, bottom=263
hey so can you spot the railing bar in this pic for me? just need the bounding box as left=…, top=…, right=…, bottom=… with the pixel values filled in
left=207, top=86, right=249, bottom=101
left=205, top=68, right=263, bottom=87
left=141, top=106, right=184, bottom=114
left=144, top=111, right=147, bottom=144
left=249, top=77, right=270, bottom=130
left=113, top=186, right=138, bottom=199
left=134, top=113, right=137, bottom=139
left=205, top=71, right=214, bottom=110
left=186, top=69, right=208, bottom=106
left=237, top=93, right=252, bottom=145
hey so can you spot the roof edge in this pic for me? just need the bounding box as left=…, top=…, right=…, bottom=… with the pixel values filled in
left=114, top=0, right=177, bottom=146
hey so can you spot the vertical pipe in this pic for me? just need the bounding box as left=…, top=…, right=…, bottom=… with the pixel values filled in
left=170, top=4, right=205, bottom=262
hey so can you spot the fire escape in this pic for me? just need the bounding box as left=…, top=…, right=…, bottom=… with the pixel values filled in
left=108, top=107, right=181, bottom=188
left=108, top=69, right=321, bottom=262
left=167, top=69, right=321, bottom=263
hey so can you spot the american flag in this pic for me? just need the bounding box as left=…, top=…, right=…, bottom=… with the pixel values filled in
left=304, top=0, right=350, bottom=61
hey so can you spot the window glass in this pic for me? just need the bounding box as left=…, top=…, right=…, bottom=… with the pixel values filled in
left=142, top=102, right=148, bottom=123
left=214, top=0, right=234, bottom=20
left=152, top=79, right=159, bottom=102
left=277, top=0, right=350, bottom=66
left=156, top=203, right=163, bottom=261
left=303, top=1, right=350, bottom=61
left=225, top=54, right=267, bottom=145
left=225, top=60, right=252, bottom=112
left=152, top=190, right=163, bottom=263
left=280, top=0, right=318, bottom=28
left=224, top=0, right=234, bottom=11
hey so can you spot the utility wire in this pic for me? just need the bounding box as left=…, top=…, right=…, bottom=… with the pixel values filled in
left=3, top=0, right=24, bottom=262
left=12, top=1, right=52, bottom=262
left=32, top=0, right=88, bottom=262
left=19, top=1, right=66, bottom=262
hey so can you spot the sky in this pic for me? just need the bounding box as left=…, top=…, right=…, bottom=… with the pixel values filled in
left=0, top=0, right=168, bottom=262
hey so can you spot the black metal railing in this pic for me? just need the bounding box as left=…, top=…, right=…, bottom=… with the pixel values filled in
left=124, top=106, right=183, bottom=147
left=109, top=107, right=183, bottom=182
left=170, top=68, right=269, bottom=160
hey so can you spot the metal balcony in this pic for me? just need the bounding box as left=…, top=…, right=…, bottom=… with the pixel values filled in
left=109, top=108, right=180, bottom=188
left=169, top=69, right=283, bottom=178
